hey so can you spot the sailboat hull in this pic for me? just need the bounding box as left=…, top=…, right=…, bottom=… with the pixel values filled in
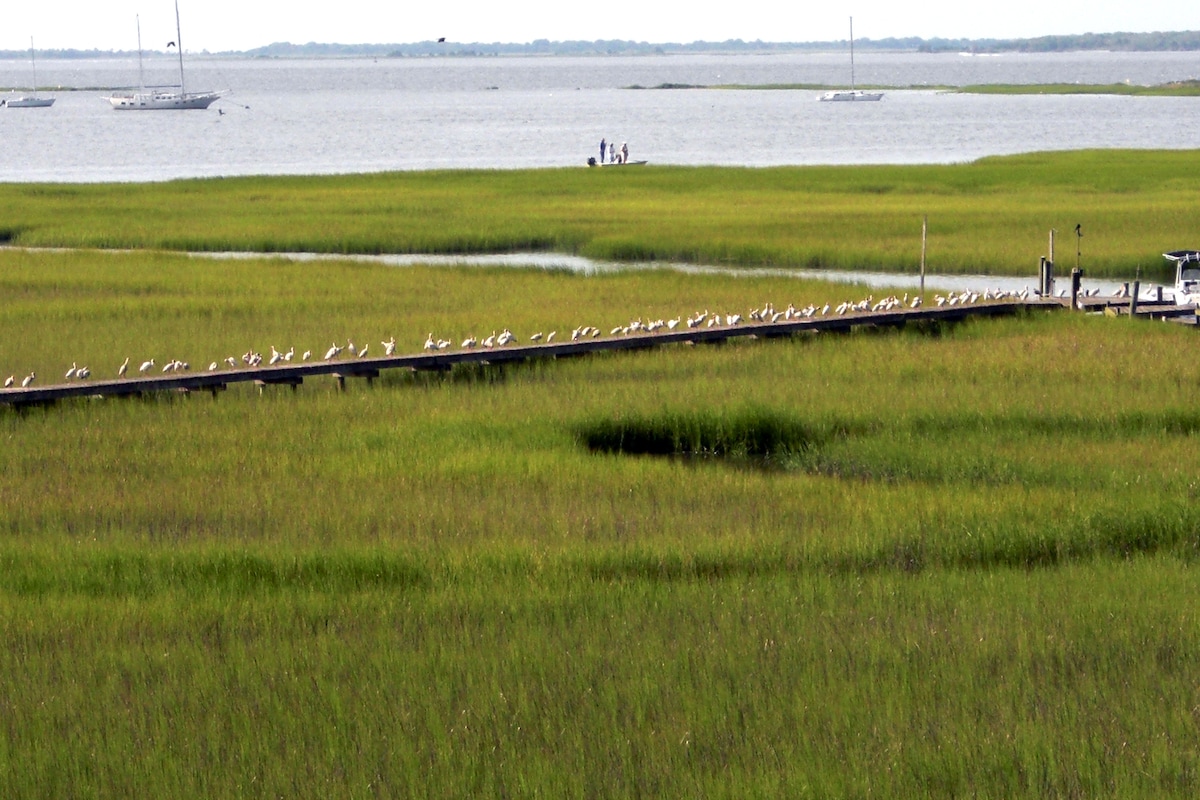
left=820, top=91, right=883, bottom=102
left=107, top=89, right=224, bottom=110
left=5, top=96, right=55, bottom=108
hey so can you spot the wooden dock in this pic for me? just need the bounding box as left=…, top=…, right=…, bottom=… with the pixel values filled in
left=1, top=295, right=1191, bottom=410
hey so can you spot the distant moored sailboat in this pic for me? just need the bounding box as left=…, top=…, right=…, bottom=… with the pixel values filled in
left=105, top=0, right=226, bottom=110
left=820, top=17, right=883, bottom=102
left=4, top=37, right=55, bottom=108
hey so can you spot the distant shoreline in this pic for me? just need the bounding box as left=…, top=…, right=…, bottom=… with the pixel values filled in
left=632, top=80, right=1200, bottom=97
left=3, top=29, right=1200, bottom=60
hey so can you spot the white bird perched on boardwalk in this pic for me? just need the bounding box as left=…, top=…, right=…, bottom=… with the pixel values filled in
left=424, top=333, right=437, bottom=351
left=530, top=331, right=543, bottom=342
left=324, top=343, right=342, bottom=360
left=269, top=346, right=283, bottom=365
left=284, top=347, right=295, bottom=362
left=358, top=343, right=369, bottom=358
left=461, top=335, right=477, bottom=349
left=3, top=376, right=13, bottom=388
left=382, top=337, right=396, bottom=356
left=347, top=341, right=357, bottom=357
left=496, top=329, right=514, bottom=346
left=546, top=331, right=556, bottom=342
left=65, top=362, right=78, bottom=380
left=139, top=359, right=156, bottom=373
left=225, top=356, right=237, bottom=368
left=118, top=357, right=130, bottom=377
left=208, top=361, right=219, bottom=371
left=21, top=372, right=35, bottom=387
left=76, top=366, right=90, bottom=380
left=302, top=350, right=312, bottom=361
left=482, top=331, right=497, bottom=348
left=437, top=339, right=450, bottom=350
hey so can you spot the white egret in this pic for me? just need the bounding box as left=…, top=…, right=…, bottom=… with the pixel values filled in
left=139, top=359, right=156, bottom=373
left=65, top=362, right=78, bottom=380
left=21, top=372, right=35, bottom=387
left=118, top=357, right=130, bottom=377
left=77, top=367, right=90, bottom=380
left=3, top=376, right=13, bottom=388
left=358, top=343, right=369, bottom=358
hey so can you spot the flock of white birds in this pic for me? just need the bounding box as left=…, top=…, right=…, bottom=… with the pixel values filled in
left=2, top=286, right=1049, bottom=390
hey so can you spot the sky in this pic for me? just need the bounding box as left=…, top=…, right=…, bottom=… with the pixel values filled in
left=4, top=1, right=1199, bottom=53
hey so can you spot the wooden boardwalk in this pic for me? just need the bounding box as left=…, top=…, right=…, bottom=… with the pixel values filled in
left=0, top=295, right=1191, bottom=410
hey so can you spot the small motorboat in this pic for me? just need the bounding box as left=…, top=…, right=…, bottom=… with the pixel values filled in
left=1163, top=250, right=1200, bottom=305
left=588, top=158, right=648, bottom=167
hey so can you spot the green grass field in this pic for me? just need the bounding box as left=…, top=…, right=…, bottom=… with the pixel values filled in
left=2, top=150, right=1199, bottom=279
left=2, top=237, right=1199, bottom=796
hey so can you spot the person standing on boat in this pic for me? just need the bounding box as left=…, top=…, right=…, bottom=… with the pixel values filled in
left=600, top=138, right=607, bottom=163
left=621, top=142, right=629, bottom=164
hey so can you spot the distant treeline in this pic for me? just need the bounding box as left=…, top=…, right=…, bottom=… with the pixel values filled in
left=4, top=30, right=1200, bottom=59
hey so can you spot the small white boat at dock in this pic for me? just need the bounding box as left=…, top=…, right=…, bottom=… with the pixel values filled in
left=1164, top=250, right=1200, bottom=305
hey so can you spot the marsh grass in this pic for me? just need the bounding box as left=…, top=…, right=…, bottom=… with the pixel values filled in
left=3, top=150, right=1199, bottom=277
left=958, top=81, right=1200, bottom=96
left=2, top=249, right=1200, bottom=795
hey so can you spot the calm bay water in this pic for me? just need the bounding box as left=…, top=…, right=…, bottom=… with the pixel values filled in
left=2, top=51, right=1200, bottom=182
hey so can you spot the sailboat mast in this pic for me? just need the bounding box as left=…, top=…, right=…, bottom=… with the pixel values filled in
left=174, top=0, right=186, bottom=94
left=849, top=17, right=855, bottom=92
left=136, top=16, right=145, bottom=89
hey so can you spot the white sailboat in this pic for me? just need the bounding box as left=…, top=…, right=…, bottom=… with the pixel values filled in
left=105, top=1, right=225, bottom=110
left=820, top=17, right=883, bottom=102
left=4, top=37, right=55, bottom=108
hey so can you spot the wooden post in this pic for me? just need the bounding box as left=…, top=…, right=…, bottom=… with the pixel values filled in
left=1071, top=267, right=1083, bottom=310
left=1130, top=280, right=1140, bottom=316
left=920, top=216, right=927, bottom=298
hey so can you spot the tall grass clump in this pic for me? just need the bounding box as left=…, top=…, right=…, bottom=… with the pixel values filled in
left=576, top=407, right=855, bottom=465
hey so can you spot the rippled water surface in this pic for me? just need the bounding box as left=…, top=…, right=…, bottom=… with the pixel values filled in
left=2, top=51, right=1199, bottom=181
